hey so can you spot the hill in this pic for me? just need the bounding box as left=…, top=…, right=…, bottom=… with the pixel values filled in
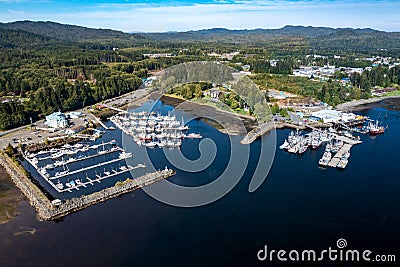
left=0, top=21, right=145, bottom=46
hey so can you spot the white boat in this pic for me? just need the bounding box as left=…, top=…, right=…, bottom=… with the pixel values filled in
left=120, top=166, right=127, bottom=171
left=298, top=143, right=308, bottom=154
left=56, top=180, right=64, bottom=190
left=319, top=152, right=332, bottom=167
left=186, top=133, right=202, bottom=139
left=145, top=142, right=157, bottom=147
left=119, top=152, right=133, bottom=158
left=288, top=144, right=298, bottom=154
left=279, top=139, right=290, bottom=150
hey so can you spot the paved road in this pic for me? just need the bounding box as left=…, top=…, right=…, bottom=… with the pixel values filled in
left=0, top=88, right=153, bottom=149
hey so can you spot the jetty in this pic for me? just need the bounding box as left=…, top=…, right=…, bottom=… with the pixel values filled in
left=241, top=121, right=279, bottom=144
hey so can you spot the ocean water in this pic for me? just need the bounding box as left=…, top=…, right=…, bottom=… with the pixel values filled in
left=0, top=99, right=399, bottom=266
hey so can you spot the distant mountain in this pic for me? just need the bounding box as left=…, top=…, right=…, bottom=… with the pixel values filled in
left=0, top=21, right=399, bottom=53
left=0, top=21, right=145, bottom=45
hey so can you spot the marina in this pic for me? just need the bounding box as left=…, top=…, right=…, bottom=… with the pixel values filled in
left=110, top=111, right=202, bottom=148
left=21, top=140, right=144, bottom=194
left=280, top=118, right=384, bottom=169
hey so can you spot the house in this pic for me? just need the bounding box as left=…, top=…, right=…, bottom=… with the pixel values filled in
left=204, top=89, right=223, bottom=100
left=45, top=112, right=68, bottom=128
left=65, top=125, right=86, bottom=135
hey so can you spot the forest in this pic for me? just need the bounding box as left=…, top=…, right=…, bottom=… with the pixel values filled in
left=0, top=21, right=399, bottom=130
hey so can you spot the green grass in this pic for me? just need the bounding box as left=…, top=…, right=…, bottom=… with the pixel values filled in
left=384, top=90, right=400, bottom=97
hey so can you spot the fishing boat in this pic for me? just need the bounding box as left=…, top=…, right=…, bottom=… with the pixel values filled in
left=369, top=120, right=385, bottom=135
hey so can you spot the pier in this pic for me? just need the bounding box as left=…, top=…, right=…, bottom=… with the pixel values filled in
left=50, top=155, right=131, bottom=180
left=327, top=143, right=352, bottom=168
left=56, top=164, right=146, bottom=193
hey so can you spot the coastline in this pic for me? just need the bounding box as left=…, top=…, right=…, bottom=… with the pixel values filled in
left=160, top=94, right=257, bottom=135
left=336, top=95, right=400, bottom=111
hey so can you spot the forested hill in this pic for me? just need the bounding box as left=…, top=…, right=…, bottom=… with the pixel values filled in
left=141, top=25, right=384, bottom=41
left=0, top=28, right=54, bottom=48
left=141, top=26, right=400, bottom=52
left=1, top=21, right=399, bottom=52
left=0, top=21, right=145, bottom=46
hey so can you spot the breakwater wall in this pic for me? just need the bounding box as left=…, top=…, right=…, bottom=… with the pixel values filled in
left=0, top=153, right=174, bottom=221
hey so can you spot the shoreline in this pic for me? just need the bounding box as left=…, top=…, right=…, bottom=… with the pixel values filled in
left=160, top=94, right=257, bottom=135
left=336, top=95, right=400, bottom=111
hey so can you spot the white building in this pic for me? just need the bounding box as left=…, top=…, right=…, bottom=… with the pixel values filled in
left=45, top=112, right=68, bottom=128
left=310, top=110, right=342, bottom=123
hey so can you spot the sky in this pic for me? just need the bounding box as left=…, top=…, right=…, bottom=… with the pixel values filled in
left=0, top=0, right=399, bottom=32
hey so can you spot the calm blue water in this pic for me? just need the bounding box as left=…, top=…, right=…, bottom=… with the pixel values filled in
left=0, top=99, right=399, bottom=266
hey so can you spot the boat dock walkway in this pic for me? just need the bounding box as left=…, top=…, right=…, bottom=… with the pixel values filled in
left=58, top=164, right=145, bottom=193
left=327, top=143, right=352, bottom=168
left=49, top=154, right=132, bottom=180
left=38, top=147, right=122, bottom=162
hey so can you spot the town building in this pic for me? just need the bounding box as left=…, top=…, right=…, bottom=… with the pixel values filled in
left=45, top=112, right=68, bottom=128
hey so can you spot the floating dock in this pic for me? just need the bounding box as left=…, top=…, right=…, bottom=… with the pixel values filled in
left=327, top=143, right=352, bottom=168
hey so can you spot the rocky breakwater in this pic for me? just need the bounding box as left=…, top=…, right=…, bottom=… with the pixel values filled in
left=48, top=168, right=175, bottom=220
left=0, top=152, right=175, bottom=221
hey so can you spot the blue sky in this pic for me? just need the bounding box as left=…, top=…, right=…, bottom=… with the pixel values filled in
left=0, top=0, right=399, bottom=32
